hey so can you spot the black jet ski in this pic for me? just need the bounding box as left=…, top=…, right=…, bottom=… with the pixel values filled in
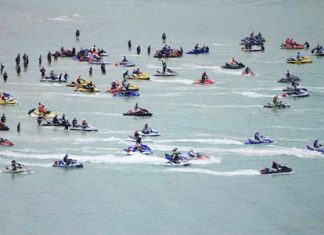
left=260, top=165, right=292, bottom=175
left=277, top=75, right=300, bottom=83
left=221, top=62, right=245, bottom=69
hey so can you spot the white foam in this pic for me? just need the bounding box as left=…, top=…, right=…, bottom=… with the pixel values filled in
left=156, top=138, right=243, bottom=145
left=232, top=91, right=272, bottom=98
left=51, top=16, right=73, bottom=22
left=63, top=93, right=110, bottom=99
left=152, top=78, right=193, bottom=85
left=167, top=168, right=260, bottom=176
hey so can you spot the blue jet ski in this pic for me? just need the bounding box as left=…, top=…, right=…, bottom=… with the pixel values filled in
left=186, top=47, right=209, bottom=54
left=305, top=145, right=324, bottom=153
left=114, top=90, right=140, bottom=97
left=164, top=154, right=191, bottom=166
left=52, top=159, right=83, bottom=168
left=124, top=144, right=153, bottom=155
left=245, top=136, right=274, bottom=144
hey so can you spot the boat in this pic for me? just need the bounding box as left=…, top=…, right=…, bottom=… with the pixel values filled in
left=138, top=128, right=160, bottom=137
left=180, top=151, right=209, bottom=161
left=0, top=138, right=14, bottom=146
left=260, top=166, right=292, bottom=174
left=128, top=73, right=150, bottom=80
left=70, top=124, right=98, bottom=131
left=124, top=144, right=153, bottom=155
left=245, top=137, right=274, bottom=144
left=106, top=84, right=139, bottom=93
left=222, top=62, right=245, bottom=69
left=305, top=145, right=324, bottom=153
left=123, top=110, right=153, bottom=117
left=192, top=79, right=215, bottom=85
left=114, top=90, right=140, bottom=97
left=186, top=47, right=209, bottom=54
left=282, top=90, right=310, bottom=98
left=277, top=75, right=300, bottom=83
left=164, top=154, right=191, bottom=166
left=311, top=47, right=324, bottom=56
left=52, top=159, right=83, bottom=168
left=263, top=102, right=290, bottom=109
left=286, top=57, right=312, bottom=64
left=154, top=69, right=178, bottom=77
left=119, top=61, right=135, bottom=67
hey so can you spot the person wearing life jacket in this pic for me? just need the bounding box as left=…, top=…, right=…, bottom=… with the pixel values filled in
left=244, top=66, right=251, bottom=75
left=296, top=52, right=301, bottom=60
left=194, top=43, right=199, bottom=50
left=76, top=75, right=83, bottom=85
left=38, top=103, right=47, bottom=114
left=72, top=118, right=77, bottom=127
left=123, top=70, right=129, bottom=79
left=81, top=119, right=88, bottom=128
left=254, top=132, right=262, bottom=142
left=171, top=148, right=180, bottom=163
left=52, top=115, right=59, bottom=125
left=122, top=56, right=128, bottom=63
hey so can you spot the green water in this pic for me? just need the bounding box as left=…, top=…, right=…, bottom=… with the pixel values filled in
left=0, top=0, right=324, bottom=234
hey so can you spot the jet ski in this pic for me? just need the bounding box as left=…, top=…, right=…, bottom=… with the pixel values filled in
left=282, top=86, right=307, bottom=92
left=106, top=84, right=139, bottom=93
left=40, top=120, right=66, bottom=127
left=260, top=165, right=292, bottom=175
left=123, top=110, right=153, bottom=117
left=286, top=57, right=312, bottom=64
left=70, top=124, right=98, bottom=131
left=263, top=102, right=290, bottom=109
left=241, top=70, right=255, bottom=77
left=186, top=47, right=209, bottom=54
left=2, top=165, right=31, bottom=174
left=280, top=43, right=304, bottom=49
left=241, top=45, right=263, bottom=52
left=0, top=93, right=18, bottom=105
left=305, top=145, right=324, bottom=153
left=0, top=123, right=9, bottom=131
left=119, top=61, right=135, bottom=67
left=282, top=90, right=310, bottom=98
left=128, top=73, right=150, bottom=80
left=28, top=108, right=56, bottom=118
left=52, top=159, right=83, bottom=168
left=114, top=90, right=140, bottom=97
left=245, top=136, right=274, bottom=144
left=41, top=76, right=67, bottom=83
left=74, top=87, right=100, bottom=93
left=192, top=79, right=215, bottom=85
left=138, top=128, right=160, bottom=137
left=87, top=59, right=111, bottom=65
left=154, top=69, right=178, bottom=77
left=0, top=138, right=14, bottom=146
left=222, top=62, right=245, bottom=69
left=124, top=144, right=153, bottom=155
left=164, top=154, right=191, bottom=166
left=180, top=151, right=209, bottom=161
left=277, top=75, right=300, bottom=83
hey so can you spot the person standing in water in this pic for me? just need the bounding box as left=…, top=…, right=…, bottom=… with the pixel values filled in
left=75, top=29, right=80, bottom=40
left=137, top=45, right=141, bottom=55
left=16, top=65, right=21, bottom=76
left=162, top=32, right=166, bottom=42
left=128, top=40, right=132, bottom=50
left=17, top=122, right=21, bottom=133
left=3, top=71, right=8, bottom=82
left=89, top=66, right=93, bottom=77
left=39, top=55, right=42, bottom=66
left=147, top=45, right=151, bottom=55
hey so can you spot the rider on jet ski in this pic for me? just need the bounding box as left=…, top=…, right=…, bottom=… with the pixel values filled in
left=272, top=161, right=281, bottom=170
left=254, top=132, right=262, bottom=142
left=171, top=148, right=181, bottom=163
left=272, top=95, right=279, bottom=106
left=201, top=72, right=208, bottom=83
left=63, top=154, right=72, bottom=165
left=142, top=123, right=150, bottom=134
left=313, top=139, right=322, bottom=149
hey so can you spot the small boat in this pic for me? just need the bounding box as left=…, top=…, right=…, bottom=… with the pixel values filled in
left=286, top=57, right=312, bottom=64
left=52, top=159, right=83, bottom=168
left=260, top=166, right=292, bottom=174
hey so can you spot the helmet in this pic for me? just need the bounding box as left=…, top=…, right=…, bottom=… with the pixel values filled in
left=172, top=148, right=178, bottom=152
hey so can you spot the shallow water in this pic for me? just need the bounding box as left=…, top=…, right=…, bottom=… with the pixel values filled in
left=0, top=0, right=324, bottom=235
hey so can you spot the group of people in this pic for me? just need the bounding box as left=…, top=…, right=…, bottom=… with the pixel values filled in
left=154, top=45, right=183, bottom=58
